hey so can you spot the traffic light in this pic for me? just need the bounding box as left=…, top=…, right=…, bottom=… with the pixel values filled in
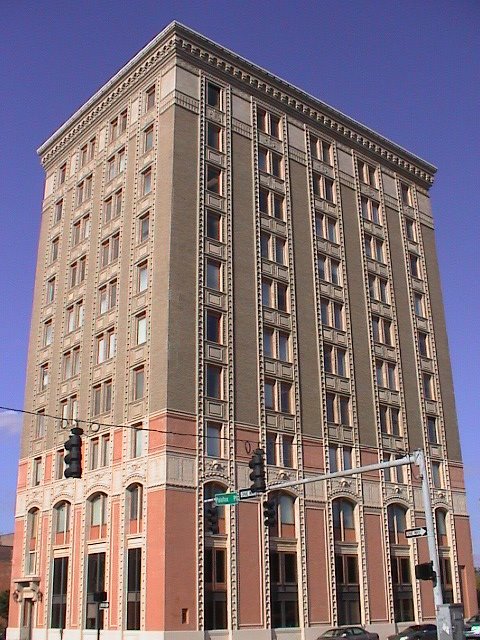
left=415, top=561, right=437, bottom=584
left=249, top=448, right=266, bottom=493
left=263, top=499, right=276, bottom=528
left=64, top=427, right=83, bottom=479
left=205, top=505, right=219, bottom=535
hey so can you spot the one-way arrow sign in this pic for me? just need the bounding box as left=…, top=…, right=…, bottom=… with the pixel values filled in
left=405, top=527, right=427, bottom=539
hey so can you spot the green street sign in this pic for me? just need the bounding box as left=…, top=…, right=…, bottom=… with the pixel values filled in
left=214, top=492, right=239, bottom=506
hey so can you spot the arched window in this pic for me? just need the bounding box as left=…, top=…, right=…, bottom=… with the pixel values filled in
left=333, top=498, right=356, bottom=542
left=88, top=492, right=108, bottom=539
left=26, top=508, right=39, bottom=575
left=387, top=504, right=407, bottom=544
left=436, top=508, right=448, bottom=546
left=204, top=482, right=227, bottom=535
left=54, top=501, right=71, bottom=534
left=126, top=484, right=143, bottom=534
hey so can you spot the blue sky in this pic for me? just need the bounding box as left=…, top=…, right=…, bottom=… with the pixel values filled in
left=0, top=0, right=478, bottom=560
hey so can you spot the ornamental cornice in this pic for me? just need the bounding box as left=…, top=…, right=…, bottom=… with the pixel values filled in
left=38, top=23, right=436, bottom=187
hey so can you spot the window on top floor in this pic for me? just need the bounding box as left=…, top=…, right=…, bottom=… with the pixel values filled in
left=357, top=159, right=377, bottom=187
left=206, top=82, right=222, bottom=109
left=310, top=134, right=332, bottom=164
left=146, top=85, right=156, bottom=111
left=257, top=108, right=281, bottom=139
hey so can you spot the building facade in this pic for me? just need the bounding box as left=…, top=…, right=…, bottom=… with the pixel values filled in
left=8, top=21, right=477, bottom=640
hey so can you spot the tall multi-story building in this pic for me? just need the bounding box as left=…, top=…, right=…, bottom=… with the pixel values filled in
left=8, top=21, right=476, bottom=640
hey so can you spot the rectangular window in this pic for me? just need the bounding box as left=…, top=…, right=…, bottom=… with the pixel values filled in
left=206, top=310, right=222, bottom=343
left=418, top=331, right=430, bottom=357
left=282, top=435, right=293, bottom=468
left=423, top=373, right=434, bottom=400
left=206, top=83, right=222, bottom=109
left=206, top=165, right=222, bottom=194
left=101, top=233, right=120, bottom=267
left=92, top=379, right=113, bottom=416
left=206, top=259, right=222, bottom=290
left=136, top=313, right=147, bottom=345
left=315, top=212, right=338, bottom=242
left=326, top=393, right=351, bottom=425
left=361, top=197, right=380, bottom=224
left=142, top=168, right=152, bottom=195
left=323, top=344, right=347, bottom=377
left=205, top=422, right=222, bottom=458
left=86, top=553, right=106, bottom=629
left=368, top=274, right=389, bottom=303
left=98, top=279, right=117, bottom=314
left=264, top=380, right=292, bottom=414
left=43, top=320, right=53, bottom=347
left=59, top=163, right=67, bottom=185
left=258, top=147, right=283, bottom=178
left=401, top=183, right=411, bottom=206
left=206, top=210, right=222, bottom=241
left=357, top=159, right=377, bottom=187
left=318, top=254, right=341, bottom=285
left=320, top=298, right=344, bottom=331
left=66, top=299, right=84, bottom=332
left=107, top=147, right=126, bottom=181
left=138, top=211, right=150, bottom=243
left=35, top=410, right=46, bottom=439
left=380, top=405, right=401, bottom=436
left=131, top=424, right=143, bottom=458
left=77, top=175, right=92, bottom=206
left=257, top=108, right=281, bottom=138
left=46, top=277, right=56, bottom=304
left=405, top=218, right=416, bottom=241
left=126, top=548, right=141, bottom=630
left=51, top=557, right=68, bottom=628
left=137, top=263, right=148, bottom=292
left=144, top=125, right=154, bottom=152
left=60, top=395, right=78, bottom=428
left=414, top=293, right=425, bottom=317
left=432, top=461, right=443, bottom=488
left=409, top=253, right=420, bottom=279
left=55, top=450, right=65, bottom=480
left=72, top=213, right=90, bottom=246
left=62, top=346, right=80, bottom=380
left=146, top=85, right=156, bottom=111
left=69, top=256, right=87, bottom=288
left=95, top=328, right=116, bottom=364
left=110, top=110, right=127, bottom=142
left=206, top=365, right=222, bottom=399
left=207, top=121, right=222, bottom=150
left=104, top=189, right=122, bottom=223
left=329, top=445, right=353, bottom=472
left=259, top=187, right=284, bottom=219
left=32, top=457, right=42, bottom=486
left=54, top=199, right=63, bottom=223
left=310, top=134, right=332, bottom=164
left=132, top=367, right=145, bottom=401
left=40, top=363, right=49, bottom=390
left=427, top=416, right=438, bottom=443
left=50, top=237, right=59, bottom=263
left=313, top=173, right=335, bottom=202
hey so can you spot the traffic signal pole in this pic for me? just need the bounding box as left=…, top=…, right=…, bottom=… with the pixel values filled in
left=262, top=448, right=444, bottom=610
left=413, top=449, right=444, bottom=609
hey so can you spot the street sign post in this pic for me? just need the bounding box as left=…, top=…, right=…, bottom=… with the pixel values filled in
left=214, top=492, right=239, bottom=506
left=405, top=527, right=428, bottom=539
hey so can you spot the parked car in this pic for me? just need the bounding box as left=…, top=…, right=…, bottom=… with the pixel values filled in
left=388, top=624, right=437, bottom=640
left=465, top=615, right=480, bottom=637
left=319, top=626, right=379, bottom=640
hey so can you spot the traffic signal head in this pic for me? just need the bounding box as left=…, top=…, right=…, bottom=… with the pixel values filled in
left=64, top=427, right=83, bottom=479
left=205, top=505, right=219, bottom=535
left=249, top=448, right=266, bottom=493
left=263, top=499, right=276, bottom=528
left=415, top=561, right=436, bottom=583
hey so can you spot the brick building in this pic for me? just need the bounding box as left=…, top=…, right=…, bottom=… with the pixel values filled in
left=8, top=21, right=477, bottom=640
